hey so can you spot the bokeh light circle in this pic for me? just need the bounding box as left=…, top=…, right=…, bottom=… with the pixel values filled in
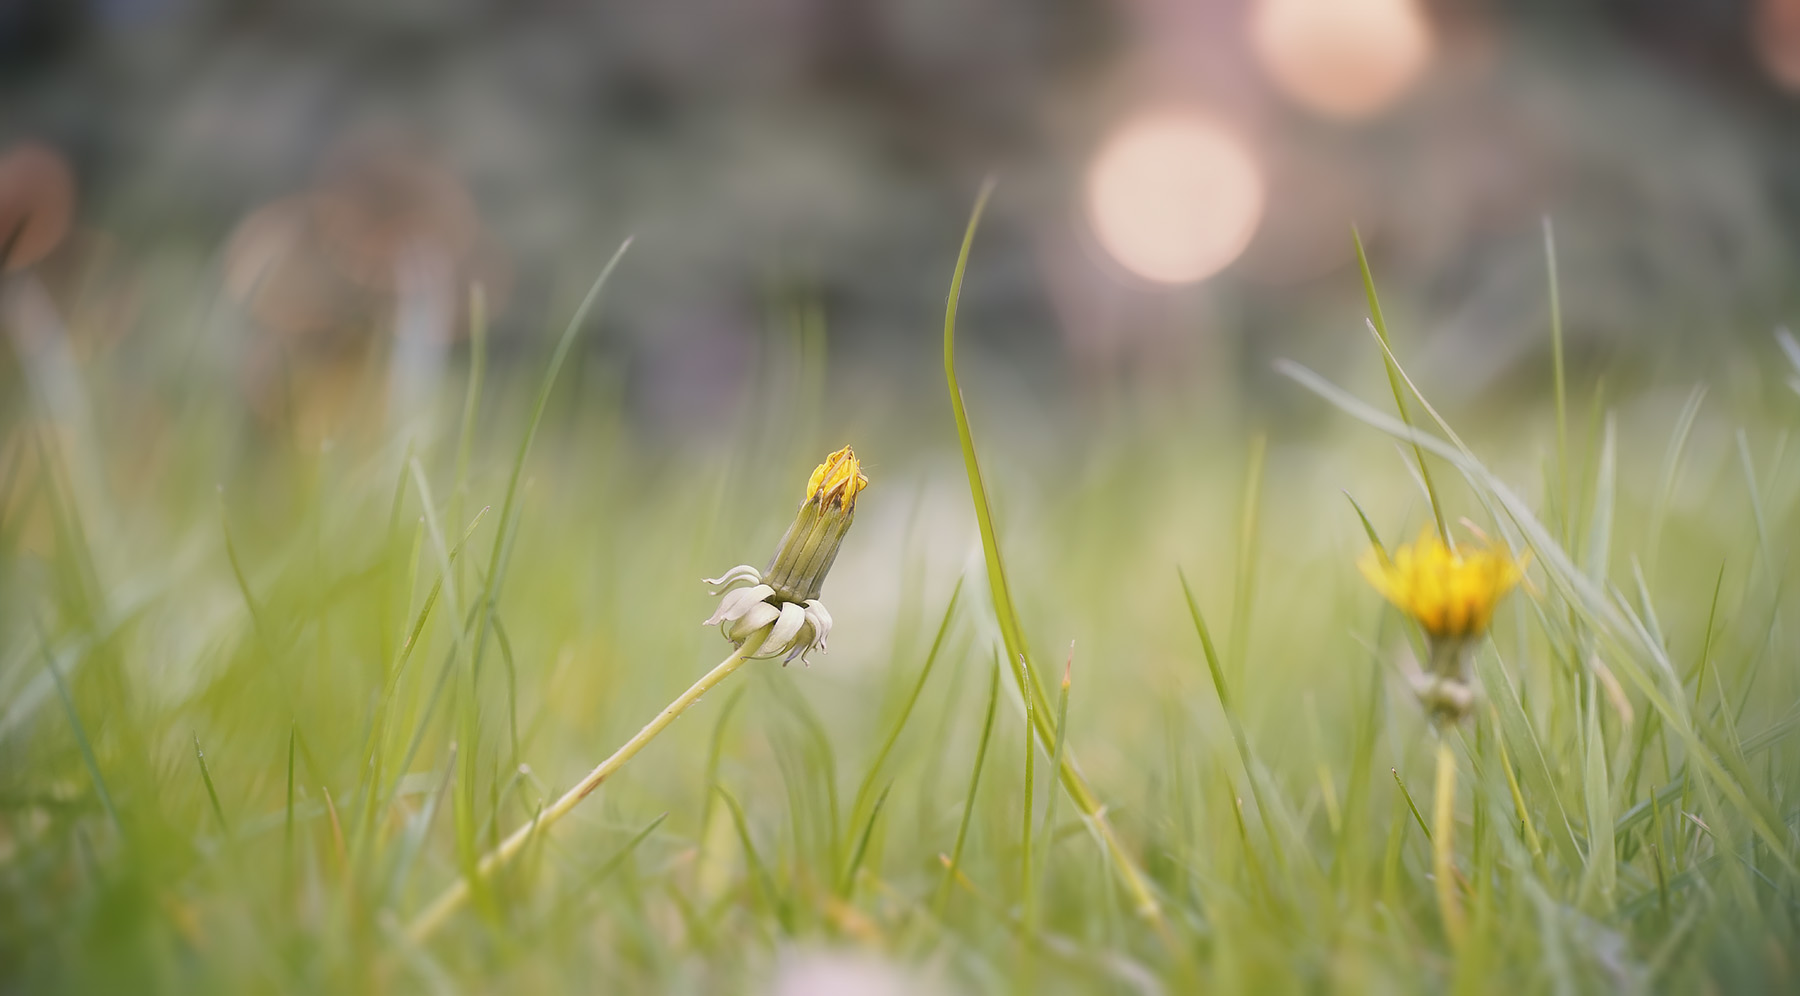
left=1084, top=112, right=1265, bottom=285
left=1250, top=0, right=1433, bottom=120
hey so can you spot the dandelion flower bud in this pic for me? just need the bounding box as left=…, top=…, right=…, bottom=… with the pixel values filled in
left=1359, top=527, right=1525, bottom=723
left=702, top=446, right=866, bottom=665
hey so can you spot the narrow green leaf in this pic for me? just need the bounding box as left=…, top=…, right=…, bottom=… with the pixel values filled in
left=1579, top=694, right=1616, bottom=908
left=936, top=657, right=1000, bottom=919
left=839, top=784, right=891, bottom=897
left=941, top=179, right=1162, bottom=922
left=194, top=734, right=229, bottom=836
left=716, top=783, right=789, bottom=932
left=847, top=575, right=962, bottom=852
left=1392, top=768, right=1431, bottom=843
left=1353, top=228, right=1448, bottom=542
left=38, top=622, right=118, bottom=833
left=1543, top=217, right=1570, bottom=545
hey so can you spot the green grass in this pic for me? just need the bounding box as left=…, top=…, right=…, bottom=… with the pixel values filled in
left=0, top=212, right=1797, bottom=993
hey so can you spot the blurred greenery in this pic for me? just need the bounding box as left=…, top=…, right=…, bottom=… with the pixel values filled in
left=0, top=211, right=1796, bottom=994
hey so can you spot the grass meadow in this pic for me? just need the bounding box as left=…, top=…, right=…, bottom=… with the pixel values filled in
left=2, top=206, right=1798, bottom=994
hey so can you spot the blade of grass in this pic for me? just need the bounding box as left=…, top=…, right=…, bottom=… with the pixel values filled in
left=846, top=575, right=962, bottom=852
left=1178, top=568, right=1289, bottom=878
left=942, top=178, right=1162, bottom=925
left=716, top=783, right=790, bottom=932
left=1735, top=430, right=1774, bottom=580
left=1353, top=229, right=1448, bottom=542
left=384, top=742, right=458, bottom=908
left=1494, top=731, right=1542, bottom=859
left=448, top=283, right=488, bottom=555
left=38, top=620, right=119, bottom=833
left=408, top=459, right=485, bottom=918
left=1030, top=652, right=1073, bottom=934
left=1017, top=654, right=1036, bottom=930
left=1584, top=415, right=1617, bottom=584
left=1578, top=690, right=1616, bottom=910
left=1393, top=768, right=1431, bottom=843
left=1478, top=650, right=1583, bottom=869
left=1344, top=491, right=1389, bottom=555
left=935, top=657, right=1000, bottom=919
left=218, top=486, right=270, bottom=648
left=1644, top=384, right=1705, bottom=578
left=1227, top=433, right=1265, bottom=672
left=194, top=734, right=229, bottom=836
left=763, top=671, right=841, bottom=869
left=697, top=686, right=749, bottom=904
left=1615, top=705, right=1800, bottom=837
left=285, top=723, right=297, bottom=886
left=465, top=239, right=631, bottom=693
left=1543, top=218, right=1570, bottom=546
left=541, top=811, right=669, bottom=931
left=1777, top=326, right=1800, bottom=395
left=840, top=783, right=891, bottom=897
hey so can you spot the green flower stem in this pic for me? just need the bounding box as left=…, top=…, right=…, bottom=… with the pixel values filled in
left=1433, top=739, right=1466, bottom=947
left=405, top=627, right=770, bottom=944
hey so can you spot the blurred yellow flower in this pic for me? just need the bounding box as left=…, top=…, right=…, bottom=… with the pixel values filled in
left=1359, top=528, right=1524, bottom=641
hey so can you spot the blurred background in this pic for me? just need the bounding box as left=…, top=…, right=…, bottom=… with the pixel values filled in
left=5, top=4, right=1800, bottom=991
left=5, top=0, right=1800, bottom=440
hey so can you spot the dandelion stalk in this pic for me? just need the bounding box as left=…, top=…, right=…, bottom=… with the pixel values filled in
left=1432, top=739, right=1466, bottom=946
left=404, top=628, right=769, bottom=943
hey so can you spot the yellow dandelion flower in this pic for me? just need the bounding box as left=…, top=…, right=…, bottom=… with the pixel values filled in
left=1359, top=528, right=1525, bottom=642
left=703, top=446, right=868, bottom=664
left=805, top=445, right=869, bottom=510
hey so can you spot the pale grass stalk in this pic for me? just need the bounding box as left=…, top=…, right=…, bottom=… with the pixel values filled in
left=405, top=628, right=769, bottom=943
left=1433, top=739, right=1466, bottom=947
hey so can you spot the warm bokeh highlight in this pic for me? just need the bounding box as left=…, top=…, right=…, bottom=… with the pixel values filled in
left=1250, top=0, right=1434, bottom=120
left=1085, top=112, right=1265, bottom=284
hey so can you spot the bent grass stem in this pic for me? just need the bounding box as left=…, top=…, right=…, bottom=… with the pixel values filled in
left=405, top=628, right=770, bottom=943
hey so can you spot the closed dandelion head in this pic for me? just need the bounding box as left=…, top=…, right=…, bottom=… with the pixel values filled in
left=1360, top=526, right=1526, bottom=723
left=702, top=446, right=866, bottom=665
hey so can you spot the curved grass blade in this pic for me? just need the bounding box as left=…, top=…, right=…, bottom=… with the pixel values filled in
left=1178, top=568, right=1288, bottom=878
left=38, top=620, right=118, bottom=833
left=839, top=783, right=891, bottom=897
left=935, top=657, right=1000, bottom=919
left=843, top=575, right=962, bottom=892
left=541, top=811, right=669, bottom=932
left=1353, top=229, right=1448, bottom=542
left=1030, top=653, right=1073, bottom=934
left=469, top=239, right=633, bottom=685
left=1544, top=218, right=1570, bottom=544
left=715, top=783, right=790, bottom=932
left=942, top=178, right=1163, bottom=925
left=1016, top=654, right=1036, bottom=928
left=194, top=734, right=229, bottom=835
